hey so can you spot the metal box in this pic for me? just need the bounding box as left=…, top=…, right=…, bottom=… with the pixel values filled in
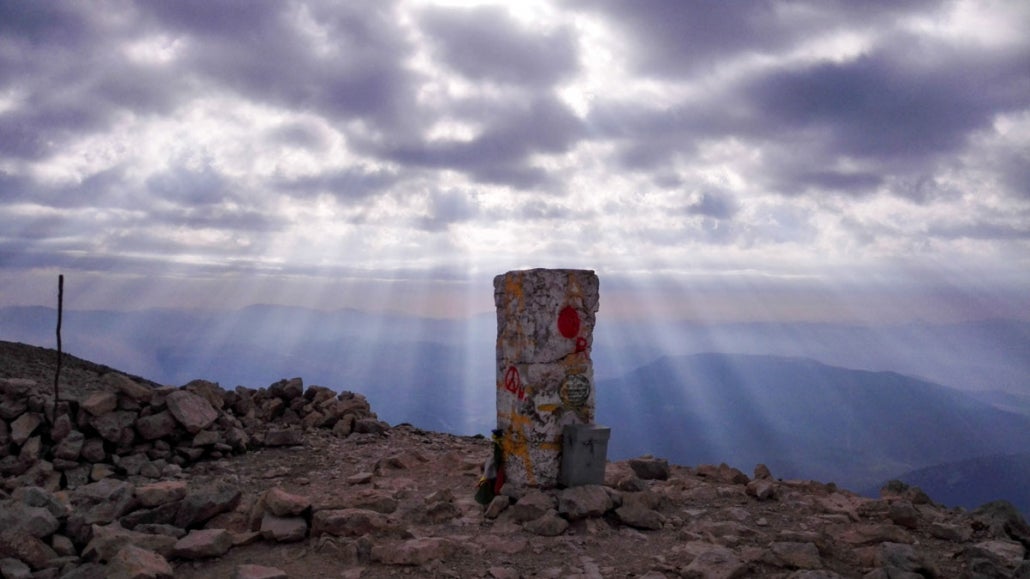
left=559, top=424, right=611, bottom=487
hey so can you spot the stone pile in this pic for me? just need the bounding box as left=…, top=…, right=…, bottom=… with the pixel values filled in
left=3, top=369, right=1030, bottom=578
left=0, top=375, right=384, bottom=494
left=0, top=374, right=387, bottom=577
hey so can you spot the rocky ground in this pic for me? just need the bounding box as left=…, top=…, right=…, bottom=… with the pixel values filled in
left=1, top=340, right=1029, bottom=578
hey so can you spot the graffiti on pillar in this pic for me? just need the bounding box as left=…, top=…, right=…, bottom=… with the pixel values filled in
left=557, top=306, right=580, bottom=338
left=495, top=268, right=598, bottom=488
left=500, top=410, right=536, bottom=486
left=502, top=365, right=526, bottom=400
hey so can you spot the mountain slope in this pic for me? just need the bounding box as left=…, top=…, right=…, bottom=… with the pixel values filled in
left=596, top=353, right=1030, bottom=493
left=872, top=453, right=1030, bottom=515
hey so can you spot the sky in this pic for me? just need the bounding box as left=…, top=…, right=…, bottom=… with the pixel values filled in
left=1, top=0, right=1029, bottom=323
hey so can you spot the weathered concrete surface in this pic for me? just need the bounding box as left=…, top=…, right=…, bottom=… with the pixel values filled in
left=494, top=268, right=599, bottom=488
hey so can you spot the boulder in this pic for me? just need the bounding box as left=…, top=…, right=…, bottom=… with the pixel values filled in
left=135, top=481, right=188, bottom=508
left=174, top=481, right=241, bottom=529
left=10, top=412, right=42, bottom=445
left=615, top=503, right=662, bottom=530
left=135, top=411, right=177, bottom=441
left=259, top=513, right=308, bottom=543
left=263, top=428, right=303, bottom=447
left=173, top=528, right=233, bottom=559
left=0, top=501, right=60, bottom=538
left=103, top=373, right=155, bottom=404
left=522, top=510, right=569, bottom=536
left=107, top=544, right=173, bottom=579
left=510, top=490, right=556, bottom=523
left=70, top=478, right=137, bottom=526
left=90, top=410, right=137, bottom=443
left=628, top=457, right=670, bottom=481
left=558, top=485, right=614, bottom=520
left=682, top=546, right=747, bottom=579
left=0, top=530, right=58, bottom=570
left=182, top=380, right=225, bottom=410
left=697, top=463, right=750, bottom=484
left=263, top=487, right=311, bottom=517
left=165, top=391, right=218, bottom=434
left=82, top=523, right=178, bottom=562
left=54, top=429, right=85, bottom=460
left=12, top=486, right=67, bottom=520
left=81, top=391, right=118, bottom=417
left=0, top=557, right=31, bottom=579
left=484, top=495, right=511, bottom=519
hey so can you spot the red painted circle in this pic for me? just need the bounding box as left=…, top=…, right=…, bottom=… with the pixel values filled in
left=557, top=306, right=581, bottom=338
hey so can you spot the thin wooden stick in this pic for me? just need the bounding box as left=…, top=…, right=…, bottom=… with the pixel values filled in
left=54, top=274, right=63, bottom=419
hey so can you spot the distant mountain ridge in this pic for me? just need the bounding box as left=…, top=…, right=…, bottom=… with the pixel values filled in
left=870, top=453, right=1030, bottom=516
left=3, top=305, right=1029, bottom=514
left=597, top=353, right=1030, bottom=507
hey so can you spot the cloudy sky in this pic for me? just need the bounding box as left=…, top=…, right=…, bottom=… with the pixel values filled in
left=1, top=0, right=1028, bottom=322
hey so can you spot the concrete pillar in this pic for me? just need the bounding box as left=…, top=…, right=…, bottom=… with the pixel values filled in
left=494, top=268, right=599, bottom=488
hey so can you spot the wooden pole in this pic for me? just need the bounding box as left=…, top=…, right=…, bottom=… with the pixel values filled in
left=54, top=274, right=63, bottom=419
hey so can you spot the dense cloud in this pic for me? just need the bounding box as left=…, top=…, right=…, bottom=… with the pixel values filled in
left=0, top=0, right=1027, bottom=318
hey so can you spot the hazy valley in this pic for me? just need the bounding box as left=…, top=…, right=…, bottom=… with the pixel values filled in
left=2, top=304, right=1029, bottom=515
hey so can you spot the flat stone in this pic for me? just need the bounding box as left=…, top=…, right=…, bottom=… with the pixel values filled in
left=104, top=373, right=155, bottom=404
left=263, top=487, right=311, bottom=517
left=484, top=495, right=511, bottom=519
left=615, top=503, right=662, bottom=530
left=106, top=544, right=173, bottom=579
left=81, top=391, right=118, bottom=417
left=82, top=523, right=178, bottom=562
left=173, top=529, right=233, bottom=559
left=260, top=514, right=308, bottom=543
left=165, top=391, right=218, bottom=434
left=263, top=428, right=303, bottom=447
left=370, top=538, right=456, bottom=566
left=837, top=524, right=914, bottom=546
left=190, top=429, right=220, bottom=447
left=10, top=413, right=42, bottom=445
left=353, top=418, right=389, bottom=435
left=346, top=471, right=373, bottom=485
left=683, top=546, right=746, bottom=579
left=234, top=564, right=288, bottom=579
left=928, top=522, right=973, bottom=542
left=973, top=540, right=1026, bottom=568
left=135, top=481, right=188, bottom=508
left=310, top=508, right=395, bottom=538
left=523, top=510, right=569, bottom=536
